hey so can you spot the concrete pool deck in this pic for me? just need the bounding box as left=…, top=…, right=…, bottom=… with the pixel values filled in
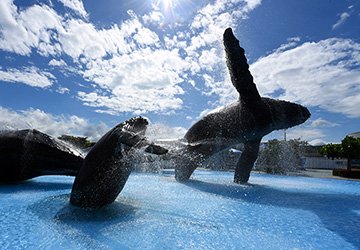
left=280, top=168, right=360, bottom=181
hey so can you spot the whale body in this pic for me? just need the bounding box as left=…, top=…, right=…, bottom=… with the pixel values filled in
left=70, top=116, right=168, bottom=208
left=175, top=28, right=311, bottom=183
left=0, top=129, right=84, bottom=183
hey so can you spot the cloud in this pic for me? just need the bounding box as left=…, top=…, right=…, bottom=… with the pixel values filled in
left=49, top=58, right=67, bottom=67
left=0, top=1, right=64, bottom=56
left=274, top=37, right=301, bottom=53
left=146, top=123, right=187, bottom=140
left=57, top=0, right=87, bottom=18
left=286, top=127, right=325, bottom=141
left=250, top=38, right=360, bottom=118
left=263, top=124, right=328, bottom=146
left=0, top=67, right=55, bottom=87
left=310, top=118, right=339, bottom=128
left=308, top=138, right=327, bottom=146
left=78, top=46, right=189, bottom=114
left=0, top=0, right=263, bottom=115
left=56, top=86, right=70, bottom=94
left=332, top=12, right=350, bottom=30
left=0, top=106, right=108, bottom=141
left=181, top=0, right=262, bottom=107
left=142, top=10, right=164, bottom=25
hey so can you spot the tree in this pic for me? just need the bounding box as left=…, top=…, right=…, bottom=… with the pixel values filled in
left=319, top=143, right=343, bottom=160
left=320, top=136, right=360, bottom=171
left=256, top=139, right=307, bottom=174
left=341, top=136, right=360, bottom=171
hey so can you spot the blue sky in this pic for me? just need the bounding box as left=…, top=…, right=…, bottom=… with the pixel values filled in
left=0, top=0, right=359, bottom=144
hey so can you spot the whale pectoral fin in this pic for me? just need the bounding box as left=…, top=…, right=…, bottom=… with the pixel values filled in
left=223, top=28, right=261, bottom=105
left=234, top=139, right=260, bottom=184
left=118, top=130, right=147, bottom=147
left=145, top=144, right=168, bottom=155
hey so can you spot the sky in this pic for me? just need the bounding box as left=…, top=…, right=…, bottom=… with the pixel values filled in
left=0, top=0, right=359, bottom=144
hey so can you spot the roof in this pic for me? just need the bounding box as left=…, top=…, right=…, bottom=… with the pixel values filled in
left=348, top=132, right=360, bottom=138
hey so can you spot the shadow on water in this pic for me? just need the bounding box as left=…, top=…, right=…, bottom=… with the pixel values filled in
left=28, top=194, right=138, bottom=249
left=185, top=179, right=360, bottom=248
left=0, top=180, right=73, bottom=193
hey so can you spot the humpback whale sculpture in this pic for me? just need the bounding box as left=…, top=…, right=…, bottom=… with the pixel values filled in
left=0, top=129, right=84, bottom=183
left=70, top=116, right=168, bottom=208
left=1, top=117, right=167, bottom=208
left=175, top=28, right=311, bottom=183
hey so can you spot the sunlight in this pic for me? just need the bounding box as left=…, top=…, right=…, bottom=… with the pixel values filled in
left=159, top=0, right=179, bottom=9
left=152, top=0, right=196, bottom=23
left=154, top=0, right=183, bottom=15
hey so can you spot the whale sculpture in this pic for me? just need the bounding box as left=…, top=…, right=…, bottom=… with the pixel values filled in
left=175, top=28, right=311, bottom=183
left=70, top=116, right=168, bottom=208
left=1, top=117, right=167, bottom=207
left=0, top=129, right=84, bottom=183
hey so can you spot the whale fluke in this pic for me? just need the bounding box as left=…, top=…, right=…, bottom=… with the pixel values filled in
left=223, top=27, right=261, bottom=104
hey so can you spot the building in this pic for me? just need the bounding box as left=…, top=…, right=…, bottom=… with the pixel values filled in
left=348, top=131, right=360, bottom=138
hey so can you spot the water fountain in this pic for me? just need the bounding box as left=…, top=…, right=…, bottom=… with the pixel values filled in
left=0, top=28, right=359, bottom=249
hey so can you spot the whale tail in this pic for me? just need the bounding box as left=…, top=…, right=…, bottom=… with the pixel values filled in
left=223, top=28, right=261, bottom=105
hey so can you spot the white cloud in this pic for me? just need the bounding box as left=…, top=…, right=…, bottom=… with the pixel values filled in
left=286, top=127, right=325, bottom=141
left=311, top=118, right=339, bottom=128
left=146, top=123, right=187, bottom=140
left=78, top=46, right=190, bottom=114
left=198, top=48, right=222, bottom=71
left=263, top=125, right=327, bottom=145
left=133, top=28, right=160, bottom=47
left=57, top=0, right=87, bottom=18
left=0, top=1, right=64, bottom=56
left=0, top=0, right=263, bottom=115
left=0, top=106, right=108, bottom=141
left=250, top=38, right=360, bottom=118
left=0, top=67, right=55, bottom=87
left=59, top=19, right=108, bottom=60
left=308, top=138, right=327, bottom=146
left=142, top=10, right=164, bottom=25
left=56, top=86, right=70, bottom=94
left=178, top=0, right=262, bottom=107
left=275, top=37, right=301, bottom=53
left=0, top=0, right=17, bottom=27
left=332, top=12, right=350, bottom=30
left=244, top=0, right=262, bottom=11
left=49, top=58, right=67, bottom=67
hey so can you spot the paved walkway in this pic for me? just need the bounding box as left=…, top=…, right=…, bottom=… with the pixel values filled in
left=289, top=168, right=360, bottom=181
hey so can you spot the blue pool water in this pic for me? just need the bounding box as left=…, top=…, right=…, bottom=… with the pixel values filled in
left=1, top=171, right=359, bottom=249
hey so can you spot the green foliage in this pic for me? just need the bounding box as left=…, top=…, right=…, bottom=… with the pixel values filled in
left=58, top=135, right=95, bottom=149
left=256, top=139, right=308, bottom=174
left=321, top=136, right=360, bottom=171
left=341, top=136, right=360, bottom=159
left=319, top=143, right=343, bottom=160
left=321, top=136, right=360, bottom=160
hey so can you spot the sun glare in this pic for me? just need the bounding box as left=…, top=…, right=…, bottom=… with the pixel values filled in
left=161, top=0, right=178, bottom=7
left=153, top=0, right=194, bottom=22
left=155, top=0, right=181, bottom=13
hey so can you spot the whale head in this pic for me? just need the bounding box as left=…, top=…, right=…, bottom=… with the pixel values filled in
left=123, top=116, right=149, bottom=135
left=263, top=98, right=311, bottom=131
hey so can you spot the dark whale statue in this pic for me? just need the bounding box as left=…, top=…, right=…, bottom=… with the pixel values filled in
left=0, top=129, right=84, bottom=183
left=175, top=28, right=311, bottom=183
left=70, top=116, right=168, bottom=208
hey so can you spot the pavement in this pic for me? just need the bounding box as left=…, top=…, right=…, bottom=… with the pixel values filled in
left=288, top=168, right=360, bottom=181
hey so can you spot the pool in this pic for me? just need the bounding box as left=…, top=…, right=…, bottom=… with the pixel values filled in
left=1, top=171, right=359, bottom=249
